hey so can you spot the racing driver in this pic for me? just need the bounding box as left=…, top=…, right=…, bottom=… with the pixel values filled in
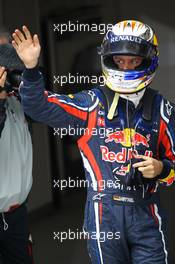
left=12, top=20, right=175, bottom=264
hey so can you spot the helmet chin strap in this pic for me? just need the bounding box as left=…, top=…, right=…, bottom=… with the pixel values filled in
left=107, top=92, right=119, bottom=120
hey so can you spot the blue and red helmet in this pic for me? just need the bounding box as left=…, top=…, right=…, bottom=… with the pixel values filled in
left=99, top=20, right=159, bottom=94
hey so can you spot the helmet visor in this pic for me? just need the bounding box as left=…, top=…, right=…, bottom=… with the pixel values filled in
left=101, top=36, right=156, bottom=59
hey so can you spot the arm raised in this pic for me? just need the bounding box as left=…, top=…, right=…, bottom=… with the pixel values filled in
left=12, top=26, right=41, bottom=69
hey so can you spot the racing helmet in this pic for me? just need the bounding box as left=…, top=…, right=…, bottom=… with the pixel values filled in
left=99, top=20, right=159, bottom=94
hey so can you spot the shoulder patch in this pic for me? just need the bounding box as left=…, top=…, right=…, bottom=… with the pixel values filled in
left=87, top=90, right=96, bottom=101
left=160, top=98, right=174, bottom=123
left=165, top=101, right=174, bottom=116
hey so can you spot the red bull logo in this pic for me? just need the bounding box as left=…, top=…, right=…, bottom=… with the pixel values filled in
left=105, top=128, right=150, bottom=147
left=100, top=146, right=153, bottom=163
left=133, top=133, right=150, bottom=147
left=160, top=169, right=175, bottom=186
left=105, top=130, right=125, bottom=144
left=166, top=176, right=175, bottom=186
left=115, top=164, right=131, bottom=176
left=160, top=176, right=175, bottom=186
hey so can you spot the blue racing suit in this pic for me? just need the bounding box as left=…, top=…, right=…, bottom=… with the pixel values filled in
left=20, top=67, right=175, bottom=264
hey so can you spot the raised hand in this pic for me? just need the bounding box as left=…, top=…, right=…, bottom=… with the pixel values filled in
left=12, top=26, right=41, bottom=69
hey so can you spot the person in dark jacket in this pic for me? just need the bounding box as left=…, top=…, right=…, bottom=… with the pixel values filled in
left=12, top=21, right=175, bottom=264
left=0, top=43, right=34, bottom=264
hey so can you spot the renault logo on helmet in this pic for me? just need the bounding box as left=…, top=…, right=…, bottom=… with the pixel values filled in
left=110, top=35, right=142, bottom=44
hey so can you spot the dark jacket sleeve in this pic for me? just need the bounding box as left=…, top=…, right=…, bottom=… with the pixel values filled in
left=19, top=67, right=98, bottom=130
left=0, top=99, right=6, bottom=138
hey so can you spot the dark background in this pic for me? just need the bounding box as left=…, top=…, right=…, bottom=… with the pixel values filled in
left=0, top=0, right=175, bottom=263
